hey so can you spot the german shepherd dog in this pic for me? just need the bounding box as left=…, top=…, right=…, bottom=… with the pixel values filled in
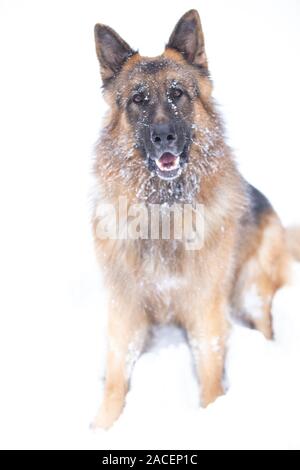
left=91, top=10, right=300, bottom=429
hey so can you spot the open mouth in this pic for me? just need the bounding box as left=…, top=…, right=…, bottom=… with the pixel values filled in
left=155, top=152, right=181, bottom=180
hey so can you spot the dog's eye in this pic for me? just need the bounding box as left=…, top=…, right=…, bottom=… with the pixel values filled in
left=132, top=93, right=145, bottom=104
left=170, top=88, right=183, bottom=99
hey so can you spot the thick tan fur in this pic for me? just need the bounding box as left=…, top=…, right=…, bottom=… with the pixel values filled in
left=91, top=11, right=294, bottom=429
left=286, top=227, right=300, bottom=261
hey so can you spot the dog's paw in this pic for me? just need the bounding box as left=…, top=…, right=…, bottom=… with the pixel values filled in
left=201, top=384, right=224, bottom=408
left=90, top=399, right=124, bottom=430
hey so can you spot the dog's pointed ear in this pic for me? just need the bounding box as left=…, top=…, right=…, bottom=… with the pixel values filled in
left=94, top=24, right=136, bottom=83
left=166, top=10, right=207, bottom=69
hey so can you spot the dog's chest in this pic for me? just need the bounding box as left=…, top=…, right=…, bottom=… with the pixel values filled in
left=136, top=241, right=189, bottom=321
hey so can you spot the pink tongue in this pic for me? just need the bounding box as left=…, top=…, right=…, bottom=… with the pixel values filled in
left=159, top=152, right=177, bottom=167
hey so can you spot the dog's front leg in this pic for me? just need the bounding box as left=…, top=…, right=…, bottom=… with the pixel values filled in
left=92, top=298, right=149, bottom=430
left=186, top=295, right=229, bottom=408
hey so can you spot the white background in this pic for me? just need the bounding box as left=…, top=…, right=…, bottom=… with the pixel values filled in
left=0, top=0, right=300, bottom=449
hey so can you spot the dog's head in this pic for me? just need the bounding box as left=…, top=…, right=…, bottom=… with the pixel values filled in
left=94, top=10, right=221, bottom=185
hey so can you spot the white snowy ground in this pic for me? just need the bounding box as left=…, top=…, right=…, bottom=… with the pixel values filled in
left=0, top=0, right=300, bottom=450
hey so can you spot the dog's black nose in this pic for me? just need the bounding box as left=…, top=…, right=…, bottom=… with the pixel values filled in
left=151, top=123, right=177, bottom=148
